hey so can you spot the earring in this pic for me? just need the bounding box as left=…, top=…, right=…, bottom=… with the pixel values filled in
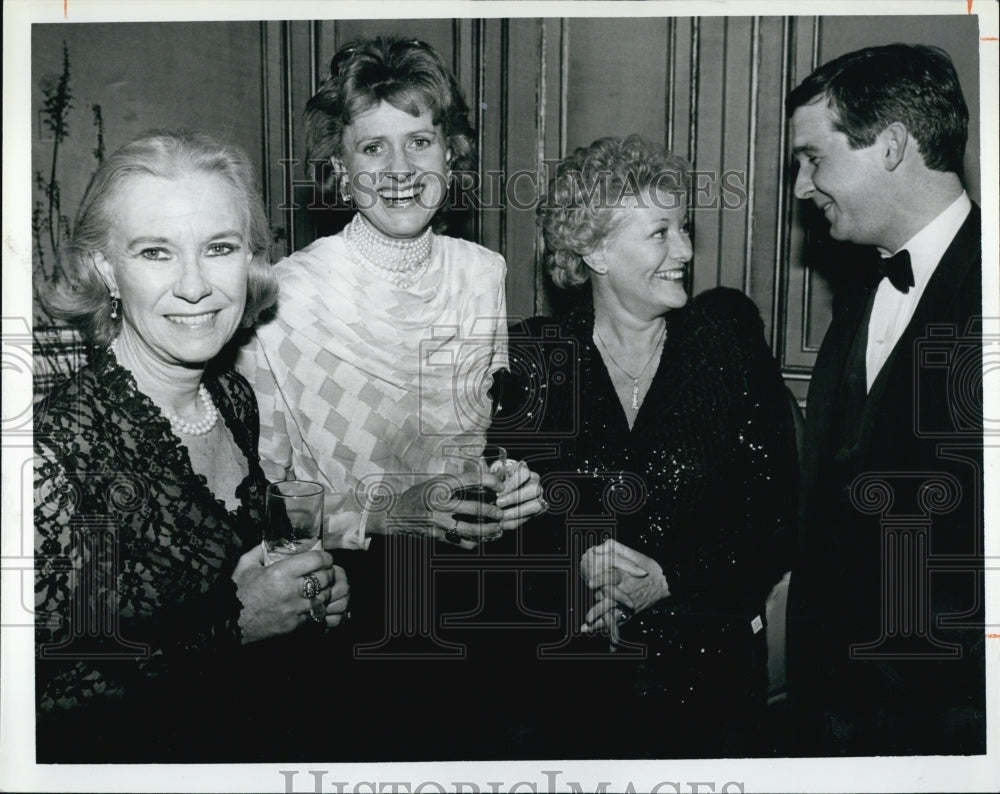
left=110, top=291, right=120, bottom=320
left=340, top=175, right=352, bottom=203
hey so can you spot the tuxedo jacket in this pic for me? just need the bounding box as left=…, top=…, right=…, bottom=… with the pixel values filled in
left=787, top=206, right=985, bottom=755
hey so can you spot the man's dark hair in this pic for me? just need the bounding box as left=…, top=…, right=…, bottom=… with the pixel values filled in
left=786, top=43, right=968, bottom=173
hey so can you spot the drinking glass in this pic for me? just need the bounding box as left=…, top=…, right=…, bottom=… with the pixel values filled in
left=263, top=480, right=324, bottom=565
left=447, top=445, right=507, bottom=541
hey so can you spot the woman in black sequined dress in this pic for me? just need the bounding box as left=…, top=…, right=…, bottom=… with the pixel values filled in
left=487, top=135, right=798, bottom=758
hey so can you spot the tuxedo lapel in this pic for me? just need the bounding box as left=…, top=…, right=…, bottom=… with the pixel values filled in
left=861, top=206, right=982, bottom=425
left=790, top=195, right=985, bottom=754
left=803, top=204, right=981, bottom=524
left=803, top=278, right=878, bottom=474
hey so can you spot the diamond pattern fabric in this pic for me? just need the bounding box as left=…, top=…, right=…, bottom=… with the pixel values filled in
left=238, top=230, right=508, bottom=547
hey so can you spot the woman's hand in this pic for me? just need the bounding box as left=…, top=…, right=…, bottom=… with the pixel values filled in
left=323, top=565, right=351, bottom=627
left=383, top=471, right=505, bottom=549
left=325, top=510, right=368, bottom=550
left=493, top=460, right=547, bottom=531
left=374, top=460, right=545, bottom=548
left=579, top=539, right=670, bottom=637
left=232, top=546, right=340, bottom=643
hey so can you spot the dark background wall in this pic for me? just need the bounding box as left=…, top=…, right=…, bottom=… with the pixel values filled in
left=31, top=14, right=982, bottom=403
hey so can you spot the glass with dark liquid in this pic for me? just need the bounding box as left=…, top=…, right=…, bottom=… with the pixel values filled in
left=448, top=445, right=507, bottom=539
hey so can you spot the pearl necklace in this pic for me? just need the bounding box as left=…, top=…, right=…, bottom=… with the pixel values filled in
left=345, top=212, right=433, bottom=288
left=108, top=337, right=219, bottom=436
left=160, top=384, right=219, bottom=436
left=594, top=321, right=667, bottom=410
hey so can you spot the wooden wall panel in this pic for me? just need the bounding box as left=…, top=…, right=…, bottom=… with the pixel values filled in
left=564, top=17, right=671, bottom=152
left=748, top=16, right=788, bottom=349
left=537, top=19, right=569, bottom=316
left=716, top=17, right=753, bottom=294
left=689, top=16, right=756, bottom=296
left=669, top=18, right=695, bottom=165
left=29, top=14, right=985, bottom=405
left=819, top=15, right=981, bottom=205
left=321, top=18, right=457, bottom=63
left=777, top=16, right=822, bottom=405
left=503, top=18, right=544, bottom=324
left=260, top=21, right=288, bottom=259
left=282, top=21, right=323, bottom=258
left=30, top=22, right=266, bottom=300
left=689, top=17, right=724, bottom=296
left=473, top=20, right=507, bottom=259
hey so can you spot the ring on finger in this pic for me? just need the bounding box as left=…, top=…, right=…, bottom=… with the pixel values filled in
left=445, top=528, right=462, bottom=545
left=615, top=605, right=634, bottom=625
left=302, top=573, right=321, bottom=600
left=309, top=601, right=325, bottom=623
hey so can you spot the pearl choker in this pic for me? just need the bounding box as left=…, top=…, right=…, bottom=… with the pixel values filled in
left=345, top=212, right=433, bottom=288
left=108, top=337, right=219, bottom=436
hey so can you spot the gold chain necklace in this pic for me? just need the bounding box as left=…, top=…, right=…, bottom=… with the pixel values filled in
left=593, top=321, right=667, bottom=410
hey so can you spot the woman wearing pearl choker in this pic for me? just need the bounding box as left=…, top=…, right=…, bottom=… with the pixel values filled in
left=238, top=37, right=549, bottom=758
left=241, top=37, right=547, bottom=553
left=34, top=130, right=350, bottom=761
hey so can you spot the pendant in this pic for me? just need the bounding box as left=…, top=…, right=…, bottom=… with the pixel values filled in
left=631, top=379, right=639, bottom=410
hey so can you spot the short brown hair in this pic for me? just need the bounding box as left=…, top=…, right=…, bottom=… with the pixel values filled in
left=305, top=36, right=476, bottom=201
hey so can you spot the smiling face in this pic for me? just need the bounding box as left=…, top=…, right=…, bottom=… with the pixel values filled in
left=791, top=99, right=892, bottom=247
left=589, top=189, right=692, bottom=319
left=94, top=172, right=251, bottom=368
left=334, top=100, right=451, bottom=239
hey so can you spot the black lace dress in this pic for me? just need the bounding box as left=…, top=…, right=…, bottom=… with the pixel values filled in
left=34, top=347, right=268, bottom=762
left=484, top=287, right=798, bottom=758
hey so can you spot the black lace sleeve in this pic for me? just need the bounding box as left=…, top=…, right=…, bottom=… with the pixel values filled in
left=34, top=359, right=261, bottom=715
left=211, top=367, right=269, bottom=547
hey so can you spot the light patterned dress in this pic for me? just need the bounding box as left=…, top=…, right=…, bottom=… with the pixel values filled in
left=238, top=227, right=508, bottom=547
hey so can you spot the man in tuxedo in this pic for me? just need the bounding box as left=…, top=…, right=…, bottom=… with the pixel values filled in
left=785, top=44, right=984, bottom=755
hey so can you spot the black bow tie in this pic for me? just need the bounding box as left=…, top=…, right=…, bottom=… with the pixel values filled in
left=878, top=249, right=914, bottom=293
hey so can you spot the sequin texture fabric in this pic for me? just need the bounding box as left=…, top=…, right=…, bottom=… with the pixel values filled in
left=488, top=286, right=798, bottom=756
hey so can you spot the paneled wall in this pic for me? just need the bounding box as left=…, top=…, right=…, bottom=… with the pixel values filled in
left=30, top=14, right=982, bottom=401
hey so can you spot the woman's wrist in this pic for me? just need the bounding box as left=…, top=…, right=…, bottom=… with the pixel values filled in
left=326, top=509, right=374, bottom=548
left=637, top=575, right=672, bottom=616
left=383, top=513, right=432, bottom=539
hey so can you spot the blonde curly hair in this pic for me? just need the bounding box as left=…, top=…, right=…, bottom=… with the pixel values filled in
left=537, top=134, right=691, bottom=289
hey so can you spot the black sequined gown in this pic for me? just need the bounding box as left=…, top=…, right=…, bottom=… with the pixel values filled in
left=486, top=287, right=798, bottom=758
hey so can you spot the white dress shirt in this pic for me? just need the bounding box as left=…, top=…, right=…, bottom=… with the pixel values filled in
left=866, top=192, right=972, bottom=391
